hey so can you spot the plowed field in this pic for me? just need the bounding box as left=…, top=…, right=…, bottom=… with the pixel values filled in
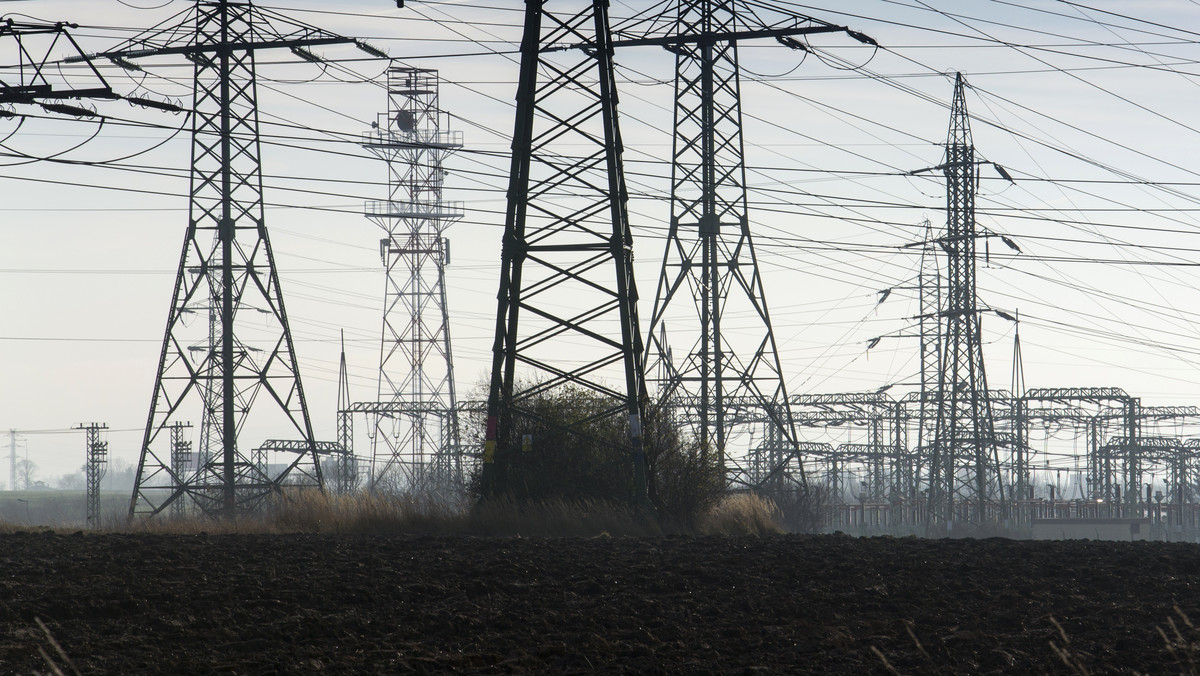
left=3, top=532, right=1199, bottom=674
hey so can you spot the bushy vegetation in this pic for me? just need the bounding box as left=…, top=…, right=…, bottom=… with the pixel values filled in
left=468, top=383, right=726, bottom=530
left=760, top=480, right=834, bottom=533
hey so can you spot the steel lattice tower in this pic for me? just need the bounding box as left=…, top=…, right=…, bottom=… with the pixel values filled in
left=925, top=73, right=1005, bottom=526
left=360, top=66, right=463, bottom=493
left=122, top=1, right=354, bottom=518
left=336, top=332, right=357, bottom=495
left=481, top=0, right=650, bottom=504
left=911, top=217, right=941, bottom=500
left=644, top=1, right=851, bottom=487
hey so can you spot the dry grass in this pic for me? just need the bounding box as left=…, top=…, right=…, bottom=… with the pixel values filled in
left=33, top=617, right=80, bottom=676
left=104, top=489, right=787, bottom=538
left=1154, top=607, right=1200, bottom=675
left=699, top=492, right=785, bottom=536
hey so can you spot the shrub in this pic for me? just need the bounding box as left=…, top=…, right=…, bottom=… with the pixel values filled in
left=469, top=382, right=725, bottom=529
left=759, top=481, right=832, bottom=533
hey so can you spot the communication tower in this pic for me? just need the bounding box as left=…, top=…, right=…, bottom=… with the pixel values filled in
left=359, top=65, right=463, bottom=493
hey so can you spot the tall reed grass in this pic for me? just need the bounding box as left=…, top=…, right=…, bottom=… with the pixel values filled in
left=97, top=490, right=786, bottom=538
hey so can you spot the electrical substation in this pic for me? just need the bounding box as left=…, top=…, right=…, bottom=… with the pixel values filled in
left=4, top=1, right=1200, bottom=537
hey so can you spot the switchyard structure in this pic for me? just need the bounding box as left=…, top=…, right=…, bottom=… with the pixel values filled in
left=743, top=73, right=1200, bottom=533
left=105, top=1, right=361, bottom=518
left=352, top=65, right=464, bottom=494
left=481, top=0, right=651, bottom=503
left=806, top=386, right=1200, bottom=534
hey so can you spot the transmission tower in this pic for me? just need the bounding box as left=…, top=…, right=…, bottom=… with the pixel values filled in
left=105, top=1, right=360, bottom=518
left=924, top=73, right=1005, bottom=527
left=359, top=65, right=463, bottom=493
left=909, top=217, right=941, bottom=501
left=77, top=423, right=108, bottom=529
left=336, top=331, right=357, bottom=495
left=481, top=0, right=650, bottom=504
left=642, top=1, right=869, bottom=487
left=1010, top=314, right=1030, bottom=501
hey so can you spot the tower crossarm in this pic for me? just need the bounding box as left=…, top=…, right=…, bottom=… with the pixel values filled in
left=0, top=21, right=116, bottom=104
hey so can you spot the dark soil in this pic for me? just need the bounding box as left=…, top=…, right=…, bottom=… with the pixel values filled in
left=2, top=532, right=1199, bottom=674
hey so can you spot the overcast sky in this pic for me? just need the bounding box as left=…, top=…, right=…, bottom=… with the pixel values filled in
left=4, top=0, right=1200, bottom=484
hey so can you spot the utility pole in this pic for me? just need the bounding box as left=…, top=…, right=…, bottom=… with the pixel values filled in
left=76, top=423, right=109, bottom=529
left=8, top=430, right=15, bottom=492
left=88, top=1, right=371, bottom=518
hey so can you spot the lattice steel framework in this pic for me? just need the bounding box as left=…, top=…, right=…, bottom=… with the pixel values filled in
left=925, top=73, right=1005, bottom=525
left=77, top=423, right=108, bottom=529
left=911, top=217, right=941, bottom=496
left=643, top=1, right=850, bottom=488
left=168, top=421, right=193, bottom=518
left=0, top=21, right=115, bottom=107
left=481, top=0, right=649, bottom=504
left=124, top=1, right=352, bottom=518
left=335, top=332, right=357, bottom=495
left=361, top=66, right=464, bottom=493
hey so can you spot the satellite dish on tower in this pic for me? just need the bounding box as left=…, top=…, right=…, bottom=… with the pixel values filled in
left=394, top=110, right=415, bottom=133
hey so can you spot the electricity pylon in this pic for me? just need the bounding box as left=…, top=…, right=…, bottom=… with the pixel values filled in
left=360, top=65, right=463, bottom=494
left=106, top=1, right=359, bottom=518
left=924, top=73, right=1005, bottom=527
left=480, top=0, right=650, bottom=505
left=910, top=217, right=941, bottom=501
left=336, top=332, right=356, bottom=495
left=642, top=1, right=870, bottom=488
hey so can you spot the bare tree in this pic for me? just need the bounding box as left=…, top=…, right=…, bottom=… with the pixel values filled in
left=14, top=458, right=38, bottom=491
left=56, top=468, right=86, bottom=491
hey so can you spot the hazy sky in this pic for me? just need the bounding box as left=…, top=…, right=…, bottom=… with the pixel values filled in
left=4, top=0, right=1200, bottom=484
